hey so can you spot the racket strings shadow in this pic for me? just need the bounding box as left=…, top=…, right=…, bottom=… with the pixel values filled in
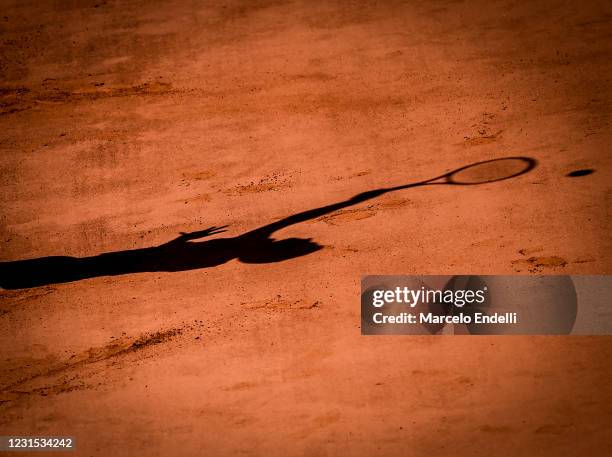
left=0, top=157, right=537, bottom=289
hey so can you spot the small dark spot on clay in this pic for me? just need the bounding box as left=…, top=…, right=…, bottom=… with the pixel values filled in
left=566, top=169, right=594, bottom=177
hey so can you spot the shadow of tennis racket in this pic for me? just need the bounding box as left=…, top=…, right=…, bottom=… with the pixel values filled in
left=246, top=156, right=538, bottom=243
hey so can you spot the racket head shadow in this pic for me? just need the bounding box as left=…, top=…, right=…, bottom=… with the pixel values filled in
left=444, top=157, right=537, bottom=185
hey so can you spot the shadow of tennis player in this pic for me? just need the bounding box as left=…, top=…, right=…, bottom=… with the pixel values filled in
left=0, top=157, right=536, bottom=289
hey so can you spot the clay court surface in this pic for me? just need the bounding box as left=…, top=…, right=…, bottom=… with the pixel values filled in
left=1, top=0, right=611, bottom=455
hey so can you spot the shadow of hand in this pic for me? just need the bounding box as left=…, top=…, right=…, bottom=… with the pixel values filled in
left=162, top=226, right=229, bottom=246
